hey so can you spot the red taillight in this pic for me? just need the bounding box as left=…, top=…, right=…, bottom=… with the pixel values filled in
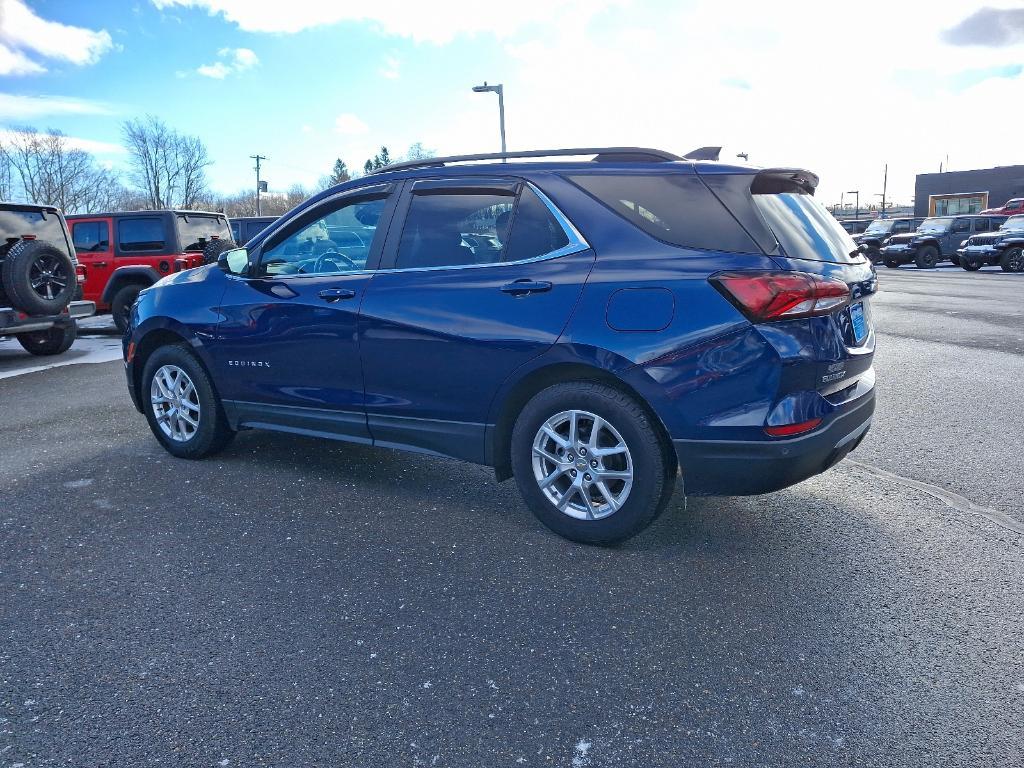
left=711, top=271, right=850, bottom=322
left=765, top=418, right=822, bottom=437
left=21, top=234, right=36, bottom=240
left=75, top=265, right=86, bottom=283
left=126, top=341, right=136, bottom=363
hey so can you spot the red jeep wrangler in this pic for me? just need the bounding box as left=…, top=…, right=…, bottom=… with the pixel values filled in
left=981, top=198, right=1024, bottom=216
left=67, top=210, right=234, bottom=331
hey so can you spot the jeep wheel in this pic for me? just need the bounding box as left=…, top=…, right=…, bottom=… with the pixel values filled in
left=915, top=245, right=939, bottom=269
left=1, top=239, right=76, bottom=315
left=16, top=323, right=76, bottom=356
left=883, top=257, right=901, bottom=269
left=1000, top=247, right=1024, bottom=273
left=511, top=382, right=675, bottom=545
left=948, top=254, right=960, bottom=267
left=142, top=345, right=235, bottom=459
left=961, top=256, right=982, bottom=271
left=111, top=284, right=144, bottom=333
left=202, top=238, right=238, bottom=265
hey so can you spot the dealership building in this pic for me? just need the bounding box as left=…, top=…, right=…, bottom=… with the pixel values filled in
left=914, top=165, right=1024, bottom=217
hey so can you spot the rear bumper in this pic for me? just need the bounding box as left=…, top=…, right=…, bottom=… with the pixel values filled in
left=0, top=300, right=95, bottom=334
left=674, top=388, right=875, bottom=495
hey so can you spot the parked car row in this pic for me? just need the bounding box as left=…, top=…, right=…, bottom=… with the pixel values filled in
left=853, top=214, right=1024, bottom=272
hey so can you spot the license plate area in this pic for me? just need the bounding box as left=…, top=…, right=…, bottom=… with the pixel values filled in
left=849, top=301, right=867, bottom=344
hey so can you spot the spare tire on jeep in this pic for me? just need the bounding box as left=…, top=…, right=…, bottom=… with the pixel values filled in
left=1, top=239, right=76, bottom=315
left=201, top=238, right=238, bottom=266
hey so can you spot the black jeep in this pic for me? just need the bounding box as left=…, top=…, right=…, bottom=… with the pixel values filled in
left=0, top=202, right=95, bottom=355
left=956, top=214, right=1024, bottom=272
left=853, top=217, right=923, bottom=262
left=880, top=215, right=1007, bottom=269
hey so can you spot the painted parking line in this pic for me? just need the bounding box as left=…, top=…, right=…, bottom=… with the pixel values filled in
left=0, top=335, right=124, bottom=380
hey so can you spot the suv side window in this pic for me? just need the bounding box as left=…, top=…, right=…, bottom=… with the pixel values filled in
left=73, top=221, right=110, bottom=252
left=395, top=192, right=514, bottom=269
left=951, top=218, right=971, bottom=233
left=973, top=218, right=990, bottom=232
left=258, top=196, right=387, bottom=276
left=118, top=217, right=165, bottom=251
left=893, top=220, right=910, bottom=233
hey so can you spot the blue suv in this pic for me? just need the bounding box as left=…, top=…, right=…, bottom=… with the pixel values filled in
left=124, top=147, right=877, bottom=544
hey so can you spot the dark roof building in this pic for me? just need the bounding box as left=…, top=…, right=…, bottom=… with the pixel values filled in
left=915, top=165, right=1024, bottom=217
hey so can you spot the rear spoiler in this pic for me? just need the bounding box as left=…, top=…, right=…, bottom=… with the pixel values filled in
left=750, top=168, right=819, bottom=195
left=683, top=146, right=722, bottom=161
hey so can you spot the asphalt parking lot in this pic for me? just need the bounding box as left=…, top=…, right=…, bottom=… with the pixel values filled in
left=2, top=265, right=1022, bottom=767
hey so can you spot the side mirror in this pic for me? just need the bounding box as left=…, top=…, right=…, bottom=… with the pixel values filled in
left=218, top=247, right=251, bottom=276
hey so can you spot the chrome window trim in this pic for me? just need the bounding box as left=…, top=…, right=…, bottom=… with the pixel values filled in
left=376, top=181, right=589, bottom=275
left=251, top=181, right=590, bottom=280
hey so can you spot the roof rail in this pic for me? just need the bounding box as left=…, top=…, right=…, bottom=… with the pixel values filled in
left=371, top=146, right=685, bottom=174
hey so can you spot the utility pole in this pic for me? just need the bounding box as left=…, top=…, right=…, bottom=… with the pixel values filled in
left=251, top=154, right=266, bottom=216
left=881, top=164, right=887, bottom=217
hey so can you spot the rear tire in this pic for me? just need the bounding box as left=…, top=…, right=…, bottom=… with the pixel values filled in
left=1000, top=247, right=1024, bottom=273
left=511, top=382, right=674, bottom=545
left=16, top=323, right=76, bottom=356
left=111, top=284, right=144, bottom=333
left=883, top=257, right=900, bottom=269
left=1, top=239, right=76, bottom=315
left=915, top=245, right=939, bottom=269
left=141, top=345, right=235, bottom=459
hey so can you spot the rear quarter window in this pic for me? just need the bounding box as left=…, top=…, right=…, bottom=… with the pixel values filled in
left=119, top=217, right=166, bottom=251
left=565, top=173, right=760, bottom=254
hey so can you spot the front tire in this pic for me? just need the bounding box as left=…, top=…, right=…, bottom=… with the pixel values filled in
left=915, top=245, right=939, bottom=269
left=1000, top=247, right=1024, bottom=273
left=883, top=257, right=900, bottom=269
left=511, top=382, right=674, bottom=545
left=16, top=323, right=76, bottom=356
left=961, top=256, right=982, bottom=271
left=142, top=345, right=235, bottom=459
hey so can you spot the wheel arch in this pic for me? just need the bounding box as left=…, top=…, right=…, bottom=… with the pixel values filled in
left=101, top=266, right=160, bottom=303
left=488, top=361, right=676, bottom=483
left=130, top=321, right=219, bottom=412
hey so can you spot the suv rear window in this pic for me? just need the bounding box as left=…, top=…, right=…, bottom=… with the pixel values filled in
left=176, top=213, right=231, bottom=251
left=0, top=208, right=71, bottom=256
left=567, top=173, right=759, bottom=253
left=753, top=192, right=861, bottom=263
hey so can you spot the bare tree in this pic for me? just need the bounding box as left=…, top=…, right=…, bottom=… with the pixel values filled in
left=0, top=126, right=122, bottom=213
left=122, top=116, right=212, bottom=209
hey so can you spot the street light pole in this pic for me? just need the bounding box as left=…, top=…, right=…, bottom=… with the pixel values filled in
left=251, top=154, right=266, bottom=216
left=472, top=82, right=506, bottom=156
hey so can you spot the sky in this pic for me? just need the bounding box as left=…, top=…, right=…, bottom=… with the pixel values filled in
left=0, top=0, right=1022, bottom=208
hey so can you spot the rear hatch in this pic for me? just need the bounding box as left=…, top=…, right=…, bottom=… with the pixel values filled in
left=698, top=167, right=876, bottom=402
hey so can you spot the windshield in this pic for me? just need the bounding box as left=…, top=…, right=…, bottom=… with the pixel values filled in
left=1000, top=216, right=1024, bottom=232
left=176, top=213, right=231, bottom=251
left=753, top=192, right=861, bottom=263
left=918, top=217, right=952, bottom=233
left=864, top=220, right=893, bottom=234
left=0, top=208, right=72, bottom=256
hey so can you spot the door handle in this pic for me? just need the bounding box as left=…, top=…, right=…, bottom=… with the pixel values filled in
left=500, top=279, right=553, bottom=296
left=318, top=288, right=357, bottom=302
left=94, top=261, right=108, bottom=268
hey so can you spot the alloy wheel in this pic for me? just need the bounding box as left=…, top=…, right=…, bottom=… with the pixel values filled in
left=29, top=254, right=68, bottom=300
left=531, top=409, right=633, bottom=520
left=150, top=364, right=201, bottom=442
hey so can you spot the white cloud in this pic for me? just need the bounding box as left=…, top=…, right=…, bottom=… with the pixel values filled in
left=0, top=0, right=113, bottom=74
left=0, top=43, right=45, bottom=75
left=379, top=55, right=400, bottom=79
left=151, top=0, right=620, bottom=43
left=334, top=113, right=369, bottom=135
left=0, top=93, right=113, bottom=120
left=0, top=129, right=125, bottom=155
left=195, top=46, right=259, bottom=78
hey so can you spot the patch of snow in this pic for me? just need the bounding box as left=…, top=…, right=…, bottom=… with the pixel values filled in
left=572, top=740, right=592, bottom=767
